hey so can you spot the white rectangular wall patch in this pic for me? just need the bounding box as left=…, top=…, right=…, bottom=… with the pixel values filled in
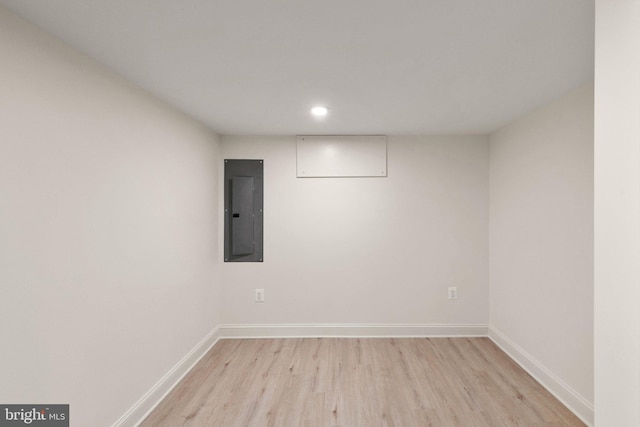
left=296, top=135, right=387, bottom=177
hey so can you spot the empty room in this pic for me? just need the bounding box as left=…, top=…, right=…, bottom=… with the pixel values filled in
left=1, top=0, right=638, bottom=426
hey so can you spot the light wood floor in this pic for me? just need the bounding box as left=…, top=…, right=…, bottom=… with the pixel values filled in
left=140, top=338, right=585, bottom=426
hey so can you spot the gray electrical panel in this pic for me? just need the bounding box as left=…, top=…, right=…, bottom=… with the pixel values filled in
left=224, top=159, right=263, bottom=262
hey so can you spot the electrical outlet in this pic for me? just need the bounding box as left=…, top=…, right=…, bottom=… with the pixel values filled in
left=448, top=287, right=458, bottom=300
left=255, top=289, right=265, bottom=303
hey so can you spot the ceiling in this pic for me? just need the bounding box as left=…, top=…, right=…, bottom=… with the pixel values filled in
left=0, top=0, right=594, bottom=135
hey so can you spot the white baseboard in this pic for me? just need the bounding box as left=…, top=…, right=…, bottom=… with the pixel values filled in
left=488, top=326, right=594, bottom=427
left=218, top=323, right=488, bottom=338
left=111, top=323, right=483, bottom=425
left=111, top=325, right=222, bottom=427
left=113, top=323, right=591, bottom=427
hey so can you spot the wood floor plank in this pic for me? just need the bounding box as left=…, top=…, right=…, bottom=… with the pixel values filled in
left=139, top=338, right=586, bottom=427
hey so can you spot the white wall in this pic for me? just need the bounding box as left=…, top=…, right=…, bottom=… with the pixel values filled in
left=489, top=84, right=594, bottom=422
left=0, top=7, right=221, bottom=426
left=220, top=135, right=489, bottom=327
left=0, top=2, right=611, bottom=424
left=594, top=1, right=640, bottom=426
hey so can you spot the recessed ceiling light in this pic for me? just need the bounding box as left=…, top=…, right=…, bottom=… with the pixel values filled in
left=310, top=106, right=329, bottom=117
